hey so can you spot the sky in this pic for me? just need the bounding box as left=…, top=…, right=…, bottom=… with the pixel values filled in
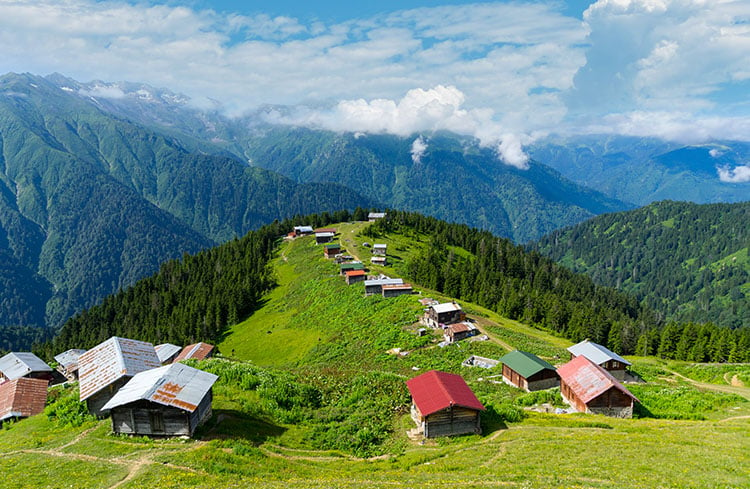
left=1, top=0, right=749, bottom=168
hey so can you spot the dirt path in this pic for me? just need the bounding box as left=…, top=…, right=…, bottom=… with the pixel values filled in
left=667, top=369, right=750, bottom=400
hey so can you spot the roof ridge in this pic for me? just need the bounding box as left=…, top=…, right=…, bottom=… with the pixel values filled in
left=434, top=371, right=456, bottom=407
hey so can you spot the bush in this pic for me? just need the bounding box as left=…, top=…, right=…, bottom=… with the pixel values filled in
left=44, top=394, right=95, bottom=427
left=516, top=388, right=565, bottom=408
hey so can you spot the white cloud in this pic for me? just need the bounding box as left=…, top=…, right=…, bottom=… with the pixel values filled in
left=79, top=84, right=125, bottom=99
left=717, top=165, right=750, bottom=183
left=709, top=148, right=723, bottom=158
left=411, top=136, right=428, bottom=163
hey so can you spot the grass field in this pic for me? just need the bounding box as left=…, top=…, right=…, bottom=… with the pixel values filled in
left=2, top=222, right=749, bottom=488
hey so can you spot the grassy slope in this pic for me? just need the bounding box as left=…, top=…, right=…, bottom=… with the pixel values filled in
left=2, top=221, right=750, bottom=488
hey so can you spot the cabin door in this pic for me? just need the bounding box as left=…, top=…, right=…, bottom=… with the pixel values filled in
left=149, top=411, right=165, bottom=433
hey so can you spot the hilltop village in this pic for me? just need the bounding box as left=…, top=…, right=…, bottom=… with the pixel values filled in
left=2, top=214, right=644, bottom=441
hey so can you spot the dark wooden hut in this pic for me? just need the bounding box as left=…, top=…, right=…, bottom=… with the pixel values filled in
left=499, top=350, right=559, bottom=392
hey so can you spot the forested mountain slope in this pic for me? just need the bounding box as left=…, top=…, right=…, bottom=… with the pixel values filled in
left=0, top=73, right=370, bottom=346
left=529, top=136, right=750, bottom=205
left=534, top=201, right=750, bottom=328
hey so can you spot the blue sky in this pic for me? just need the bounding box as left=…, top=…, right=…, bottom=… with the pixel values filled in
left=0, top=0, right=749, bottom=167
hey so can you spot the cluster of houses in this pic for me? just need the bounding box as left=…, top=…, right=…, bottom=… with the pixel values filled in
left=420, top=299, right=479, bottom=344
left=0, top=338, right=217, bottom=437
left=404, top=339, right=639, bottom=438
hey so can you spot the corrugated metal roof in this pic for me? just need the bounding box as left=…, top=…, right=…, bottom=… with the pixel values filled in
left=368, top=212, right=386, bottom=219
left=568, top=340, right=631, bottom=366
left=406, top=370, right=485, bottom=416
left=364, top=278, right=403, bottom=287
left=431, top=302, right=462, bottom=314
left=154, top=344, right=182, bottom=364
left=78, top=337, right=161, bottom=401
left=174, top=342, right=214, bottom=362
left=373, top=244, right=387, bottom=249
left=101, top=363, right=218, bottom=413
left=293, top=226, right=313, bottom=233
left=557, top=356, right=638, bottom=404
left=382, top=283, right=412, bottom=290
left=324, top=243, right=341, bottom=249
left=499, top=350, right=556, bottom=379
left=0, top=377, right=49, bottom=421
left=448, top=322, right=476, bottom=333
left=340, top=262, right=364, bottom=270
left=315, top=232, right=335, bottom=238
left=54, top=349, right=87, bottom=372
left=0, top=353, right=52, bottom=381
left=314, top=228, right=336, bottom=233
left=345, top=270, right=367, bottom=277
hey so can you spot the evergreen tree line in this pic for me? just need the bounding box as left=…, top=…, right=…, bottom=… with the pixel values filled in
left=368, top=210, right=750, bottom=362
left=38, top=209, right=365, bottom=359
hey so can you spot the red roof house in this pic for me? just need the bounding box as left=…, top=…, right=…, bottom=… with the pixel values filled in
left=0, top=377, right=49, bottom=422
left=557, top=355, right=639, bottom=418
left=174, top=342, right=215, bottom=362
left=406, top=370, right=485, bottom=438
left=344, top=269, right=367, bottom=285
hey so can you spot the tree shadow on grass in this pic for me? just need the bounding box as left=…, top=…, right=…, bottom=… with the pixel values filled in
left=197, top=409, right=286, bottom=444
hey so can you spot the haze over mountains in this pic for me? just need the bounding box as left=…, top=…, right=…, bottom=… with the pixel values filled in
left=0, top=71, right=748, bottom=349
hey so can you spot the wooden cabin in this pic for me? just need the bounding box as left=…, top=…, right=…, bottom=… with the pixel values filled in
left=424, top=302, right=465, bottom=328
left=345, top=269, right=367, bottom=285
left=0, top=352, right=54, bottom=383
left=0, top=377, right=49, bottom=424
left=54, top=349, right=87, bottom=381
left=102, top=363, right=217, bottom=437
left=368, top=212, right=386, bottom=222
left=154, top=344, right=182, bottom=365
left=78, top=337, right=162, bottom=417
left=444, top=322, right=478, bottom=343
left=364, top=277, right=403, bottom=296
left=174, top=342, right=214, bottom=362
left=370, top=256, right=387, bottom=266
left=339, top=262, right=365, bottom=275
left=292, top=226, right=313, bottom=237
left=315, top=232, right=335, bottom=244
left=567, top=340, right=631, bottom=380
left=382, top=283, right=413, bottom=297
left=557, top=355, right=638, bottom=418
left=406, top=370, right=485, bottom=438
left=323, top=243, right=341, bottom=258
left=372, top=244, right=387, bottom=256
left=498, top=350, right=559, bottom=392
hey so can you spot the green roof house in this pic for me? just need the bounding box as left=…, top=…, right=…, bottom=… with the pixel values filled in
left=499, top=350, right=559, bottom=392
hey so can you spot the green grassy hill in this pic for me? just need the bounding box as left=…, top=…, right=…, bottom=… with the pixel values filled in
left=3, top=219, right=749, bottom=488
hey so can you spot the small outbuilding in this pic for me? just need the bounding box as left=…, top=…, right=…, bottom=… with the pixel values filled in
left=78, top=337, right=162, bottom=416
left=53, top=349, right=88, bottom=381
left=174, top=342, right=215, bottom=362
left=424, top=302, right=465, bottom=328
left=382, top=283, right=413, bottom=297
left=315, top=232, right=335, bottom=244
left=102, top=363, right=218, bottom=437
left=364, top=277, right=403, bottom=296
left=372, top=244, right=387, bottom=256
left=154, top=344, right=182, bottom=365
left=406, top=370, right=485, bottom=438
left=344, top=269, right=367, bottom=285
left=498, top=350, right=559, bottom=392
left=567, top=340, right=631, bottom=380
left=323, top=243, right=341, bottom=258
left=0, top=377, right=49, bottom=423
left=557, top=355, right=638, bottom=418
left=368, top=212, right=386, bottom=222
left=339, top=262, right=365, bottom=275
left=371, top=256, right=387, bottom=266
left=0, top=352, right=54, bottom=383
left=444, top=322, right=478, bottom=343
left=292, top=226, right=313, bottom=237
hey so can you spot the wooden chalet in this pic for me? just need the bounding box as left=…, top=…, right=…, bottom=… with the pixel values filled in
left=102, top=363, right=217, bottom=437
left=174, top=342, right=214, bottom=362
left=567, top=340, right=631, bottom=380
left=0, top=352, right=54, bottom=383
left=53, top=349, right=87, bottom=381
left=323, top=243, right=341, bottom=258
left=498, top=350, right=559, bottom=392
left=292, top=225, right=313, bottom=237
left=315, top=232, right=335, bottom=244
left=382, top=283, right=413, bottom=298
left=406, top=370, right=485, bottom=438
left=371, top=256, right=387, bottom=266
left=557, top=355, right=639, bottom=418
left=364, top=277, right=403, bottom=296
left=368, top=212, right=386, bottom=222
left=339, top=262, right=365, bottom=275
left=424, top=302, right=465, bottom=328
left=372, top=244, right=387, bottom=256
left=154, top=344, right=182, bottom=365
left=444, top=322, right=478, bottom=343
left=78, top=337, right=162, bottom=417
left=0, top=377, right=49, bottom=424
left=345, top=269, right=367, bottom=285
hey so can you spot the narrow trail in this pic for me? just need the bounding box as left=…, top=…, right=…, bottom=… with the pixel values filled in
left=667, top=369, right=750, bottom=400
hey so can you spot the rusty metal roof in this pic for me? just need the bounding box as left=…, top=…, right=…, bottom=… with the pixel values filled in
left=0, top=352, right=52, bottom=381
left=568, top=340, right=631, bottom=366
left=0, top=377, right=49, bottom=421
left=54, top=349, right=87, bottom=373
left=345, top=269, right=367, bottom=277
left=448, top=322, right=476, bottom=333
left=382, top=283, right=413, bottom=290
left=78, top=337, right=161, bottom=401
left=174, top=342, right=214, bottom=362
left=154, top=344, right=182, bottom=364
left=101, top=363, right=217, bottom=413
left=557, top=356, right=638, bottom=404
